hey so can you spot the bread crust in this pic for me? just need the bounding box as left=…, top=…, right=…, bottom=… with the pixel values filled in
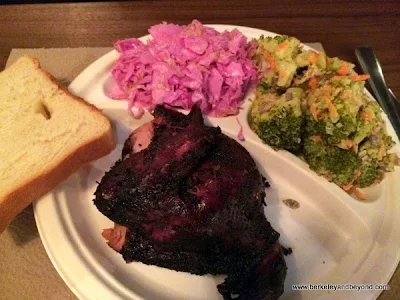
left=0, top=56, right=116, bottom=233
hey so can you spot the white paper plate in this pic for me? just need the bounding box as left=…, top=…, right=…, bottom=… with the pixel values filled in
left=34, top=25, right=400, bottom=300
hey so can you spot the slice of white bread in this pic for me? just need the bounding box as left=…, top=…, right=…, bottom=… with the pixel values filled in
left=0, top=56, right=116, bottom=233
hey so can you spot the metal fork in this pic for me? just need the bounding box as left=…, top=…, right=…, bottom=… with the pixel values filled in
left=388, top=88, right=400, bottom=113
left=355, top=46, right=400, bottom=137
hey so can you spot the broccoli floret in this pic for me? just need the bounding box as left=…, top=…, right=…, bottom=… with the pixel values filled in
left=252, top=33, right=398, bottom=193
left=257, top=35, right=296, bottom=53
left=305, top=112, right=357, bottom=145
left=257, top=80, right=277, bottom=94
left=295, top=50, right=327, bottom=69
left=303, top=136, right=327, bottom=172
left=383, top=153, right=400, bottom=172
left=304, top=114, right=326, bottom=136
left=356, top=160, right=380, bottom=188
left=250, top=89, right=304, bottom=152
left=327, top=57, right=355, bottom=73
left=253, top=107, right=304, bottom=152
left=359, top=132, right=395, bottom=162
left=272, top=35, right=291, bottom=44
left=327, top=147, right=361, bottom=186
left=357, top=128, right=396, bottom=178
left=255, top=35, right=302, bottom=89
left=383, top=134, right=395, bottom=149
left=303, top=137, right=362, bottom=186
left=305, top=85, right=360, bottom=145
left=354, top=100, right=381, bottom=144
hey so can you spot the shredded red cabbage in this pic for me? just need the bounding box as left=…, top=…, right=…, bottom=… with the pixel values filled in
left=107, top=20, right=258, bottom=117
left=235, top=117, right=245, bottom=141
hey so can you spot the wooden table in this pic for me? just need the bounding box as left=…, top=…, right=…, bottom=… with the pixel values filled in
left=1, top=1, right=399, bottom=299
left=1, top=0, right=400, bottom=98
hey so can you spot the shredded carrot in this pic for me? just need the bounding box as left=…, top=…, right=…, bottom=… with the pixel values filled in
left=308, top=52, right=318, bottom=64
left=347, top=140, right=354, bottom=149
left=311, top=135, right=321, bottom=142
left=310, top=103, right=319, bottom=121
left=278, top=41, right=289, bottom=50
left=330, top=75, right=345, bottom=81
left=263, top=52, right=278, bottom=71
left=279, top=70, right=287, bottom=79
left=352, top=186, right=366, bottom=200
left=342, top=183, right=353, bottom=191
left=377, top=144, right=384, bottom=161
left=323, top=86, right=333, bottom=93
left=350, top=74, right=370, bottom=81
left=361, top=111, right=373, bottom=121
left=308, top=77, right=318, bottom=89
left=337, top=63, right=350, bottom=75
left=337, top=139, right=354, bottom=150
left=342, top=170, right=361, bottom=191
left=325, top=97, right=338, bottom=119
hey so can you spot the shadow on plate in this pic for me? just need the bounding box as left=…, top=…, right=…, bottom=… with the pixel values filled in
left=8, top=204, right=39, bottom=246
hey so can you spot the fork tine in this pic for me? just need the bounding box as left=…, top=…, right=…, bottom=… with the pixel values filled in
left=388, top=88, right=400, bottom=116
left=388, top=88, right=399, bottom=103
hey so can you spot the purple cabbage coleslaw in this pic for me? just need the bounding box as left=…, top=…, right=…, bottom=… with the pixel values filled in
left=107, top=20, right=258, bottom=118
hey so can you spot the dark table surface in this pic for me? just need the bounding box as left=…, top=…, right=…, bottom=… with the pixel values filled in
left=1, top=0, right=400, bottom=98
left=1, top=1, right=399, bottom=299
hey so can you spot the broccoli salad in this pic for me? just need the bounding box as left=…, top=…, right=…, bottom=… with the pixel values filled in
left=249, top=35, right=399, bottom=199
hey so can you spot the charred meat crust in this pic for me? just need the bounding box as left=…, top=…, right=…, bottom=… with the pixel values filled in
left=94, top=105, right=286, bottom=300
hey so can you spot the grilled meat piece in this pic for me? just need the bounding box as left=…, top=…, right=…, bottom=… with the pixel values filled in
left=94, top=105, right=287, bottom=300
left=95, top=107, right=220, bottom=228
